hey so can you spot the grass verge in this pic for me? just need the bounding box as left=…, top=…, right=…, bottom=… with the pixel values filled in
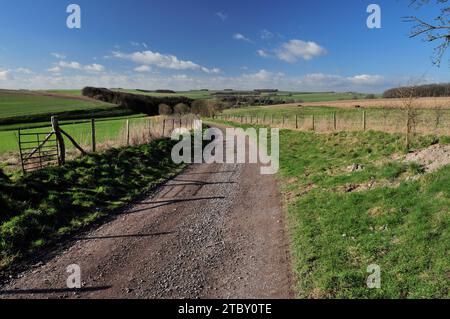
left=0, top=139, right=184, bottom=271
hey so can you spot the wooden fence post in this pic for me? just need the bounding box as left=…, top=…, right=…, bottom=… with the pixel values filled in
left=295, top=115, right=299, bottom=129
left=162, top=119, right=166, bottom=137
left=312, top=115, right=315, bottom=131
left=333, top=112, right=337, bottom=131
left=18, top=128, right=25, bottom=173
left=51, top=116, right=65, bottom=164
left=91, top=118, right=96, bottom=152
left=126, top=119, right=130, bottom=145
left=363, top=110, right=367, bottom=131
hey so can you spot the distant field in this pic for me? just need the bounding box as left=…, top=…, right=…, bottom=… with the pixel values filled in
left=114, top=89, right=213, bottom=100
left=289, top=96, right=450, bottom=109
left=115, top=89, right=371, bottom=102
left=42, top=89, right=83, bottom=96
left=0, top=90, right=115, bottom=119
left=266, top=91, right=370, bottom=102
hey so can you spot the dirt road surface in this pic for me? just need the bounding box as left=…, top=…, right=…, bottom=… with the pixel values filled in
left=0, top=125, right=293, bottom=299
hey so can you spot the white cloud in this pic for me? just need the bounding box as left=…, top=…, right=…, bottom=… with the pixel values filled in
left=0, top=68, right=390, bottom=94
left=51, top=52, right=66, bottom=59
left=348, top=74, right=384, bottom=85
left=54, top=61, right=104, bottom=73
left=0, top=69, right=11, bottom=80
left=233, top=33, right=253, bottom=43
left=275, top=39, right=326, bottom=63
left=257, top=49, right=270, bottom=58
left=215, top=12, right=228, bottom=21
left=260, top=29, right=274, bottom=40
left=47, top=66, right=61, bottom=73
left=84, top=64, right=105, bottom=72
left=15, top=68, right=32, bottom=74
left=134, top=65, right=151, bottom=73
left=112, top=50, right=218, bottom=73
left=58, top=61, right=82, bottom=70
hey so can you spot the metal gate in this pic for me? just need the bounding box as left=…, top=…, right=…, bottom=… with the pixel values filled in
left=18, top=129, right=60, bottom=173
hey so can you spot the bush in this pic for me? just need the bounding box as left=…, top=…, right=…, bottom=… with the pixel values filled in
left=159, top=104, right=173, bottom=115
left=173, top=103, right=190, bottom=115
left=191, top=100, right=222, bottom=117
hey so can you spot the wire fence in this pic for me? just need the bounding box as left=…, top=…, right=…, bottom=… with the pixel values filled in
left=2, top=114, right=199, bottom=173
left=215, top=108, right=450, bottom=136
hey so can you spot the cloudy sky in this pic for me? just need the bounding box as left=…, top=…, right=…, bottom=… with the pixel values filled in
left=0, top=0, right=448, bottom=93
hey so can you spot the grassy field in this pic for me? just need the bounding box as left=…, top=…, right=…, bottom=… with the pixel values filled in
left=213, top=120, right=449, bottom=298
left=42, top=89, right=83, bottom=96
left=0, top=90, right=115, bottom=119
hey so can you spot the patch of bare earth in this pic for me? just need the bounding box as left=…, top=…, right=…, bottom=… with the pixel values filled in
left=405, top=144, right=450, bottom=172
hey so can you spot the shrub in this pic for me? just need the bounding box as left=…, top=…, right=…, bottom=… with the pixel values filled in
left=191, top=99, right=222, bottom=117
left=173, top=103, right=190, bottom=115
left=159, top=104, right=173, bottom=115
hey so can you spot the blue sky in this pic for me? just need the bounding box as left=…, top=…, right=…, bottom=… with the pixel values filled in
left=0, top=0, right=448, bottom=92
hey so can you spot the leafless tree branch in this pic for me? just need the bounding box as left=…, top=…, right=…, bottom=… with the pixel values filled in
left=403, top=0, right=450, bottom=66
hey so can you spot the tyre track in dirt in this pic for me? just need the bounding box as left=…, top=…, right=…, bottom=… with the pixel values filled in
left=0, top=125, right=293, bottom=299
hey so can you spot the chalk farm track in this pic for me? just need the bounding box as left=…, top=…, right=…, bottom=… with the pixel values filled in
left=0, top=127, right=293, bottom=299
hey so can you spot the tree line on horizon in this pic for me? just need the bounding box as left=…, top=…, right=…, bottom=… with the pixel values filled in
left=383, top=83, right=450, bottom=98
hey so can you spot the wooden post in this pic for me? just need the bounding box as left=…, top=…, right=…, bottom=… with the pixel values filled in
left=333, top=112, right=337, bottom=131
left=126, top=119, right=130, bottom=146
left=312, top=115, right=315, bottom=131
left=91, top=118, right=96, bottom=152
left=18, top=129, right=25, bottom=173
left=51, top=116, right=65, bottom=164
left=37, top=133, right=42, bottom=169
left=295, top=115, right=299, bottom=129
left=162, top=119, right=166, bottom=137
left=363, top=110, right=367, bottom=131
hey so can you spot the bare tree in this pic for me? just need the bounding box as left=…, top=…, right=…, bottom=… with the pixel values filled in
left=396, top=85, right=420, bottom=150
left=403, top=0, right=450, bottom=66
